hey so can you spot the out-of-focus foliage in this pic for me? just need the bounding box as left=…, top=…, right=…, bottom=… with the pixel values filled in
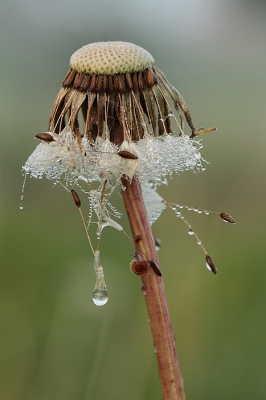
left=1, top=1, right=266, bottom=399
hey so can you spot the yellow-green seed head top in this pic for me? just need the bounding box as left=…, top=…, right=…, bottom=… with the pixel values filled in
left=70, top=41, right=155, bottom=76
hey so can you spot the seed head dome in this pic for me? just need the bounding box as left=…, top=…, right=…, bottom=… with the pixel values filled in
left=70, top=41, right=155, bottom=75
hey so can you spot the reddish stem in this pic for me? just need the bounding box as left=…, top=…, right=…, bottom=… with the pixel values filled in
left=121, top=177, right=185, bottom=400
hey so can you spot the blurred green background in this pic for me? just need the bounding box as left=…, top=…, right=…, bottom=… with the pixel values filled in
left=1, top=0, right=266, bottom=399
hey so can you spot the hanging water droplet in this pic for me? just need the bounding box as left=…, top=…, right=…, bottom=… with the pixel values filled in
left=171, top=205, right=177, bottom=211
left=194, top=207, right=198, bottom=212
left=155, top=238, right=161, bottom=251
left=204, top=210, right=210, bottom=215
left=188, top=228, right=194, bottom=235
left=92, top=250, right=108, bottom=306
left=197, top=209, right=202, bottom=214
left=197, top=239, right=202, bottom=245
left=92, top=285, right=108, bottom=306
left=175, top=209, right=181, bottom=217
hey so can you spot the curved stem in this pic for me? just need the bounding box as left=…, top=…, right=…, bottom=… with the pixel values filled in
left=121, top=177, right=185, bottom=400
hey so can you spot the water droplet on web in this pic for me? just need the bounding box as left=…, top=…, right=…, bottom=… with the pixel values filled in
left=204, top=210, right=210, bottom=215
left=197, top=209, right=202, bottom=214
left=193, top=207, right=198, bottom=212
left=20, top=173, right=27, bottom=210
left=188, top=228, right=194, bottom=235
left=197, top=239, right=202, bottom=245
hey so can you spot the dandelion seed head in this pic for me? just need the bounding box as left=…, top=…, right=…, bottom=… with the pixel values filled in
left=23, top=41, right=208, bottom=232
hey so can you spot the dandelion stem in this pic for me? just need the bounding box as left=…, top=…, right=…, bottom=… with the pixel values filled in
left=121, top=177, right=185, bottom=400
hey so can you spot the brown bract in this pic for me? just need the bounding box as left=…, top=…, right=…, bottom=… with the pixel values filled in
left=48, top=42, right=197, bottom=147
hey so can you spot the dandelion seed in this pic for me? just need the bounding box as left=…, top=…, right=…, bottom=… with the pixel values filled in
left=219, top=212, right=236, bottom=224
left=205, top=254, right=217, bottom=274
left=149, top=260, right=162, bottom=277
left=35, top=133, right=55, bottom=142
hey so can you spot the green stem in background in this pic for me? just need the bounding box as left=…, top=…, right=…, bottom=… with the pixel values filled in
left=121, top=177, right=185, bottom=400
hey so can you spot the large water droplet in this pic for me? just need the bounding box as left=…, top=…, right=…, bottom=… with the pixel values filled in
left=188, top=228, right=194, bottom=235
left=92, top=287, right=108, bottom=306
left=92, top=250, right=108, bottom=306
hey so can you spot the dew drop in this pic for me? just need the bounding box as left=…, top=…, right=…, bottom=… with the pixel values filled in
left=188, top=228, right=194, bottom=235
left=92, top=250, right=108, bottom=306
left=197, top=240, right=202, bottom=245
left=197, top=209, right=202, bottom=214
left=92, top=287, right=108, bottom=306
left=141, top=284, right=147, bottom=296
left=20, top=173, right=27, bottom=210
left=155, top=238, right=161, bottom=251
left=204, top=210, right=210, bottom=215
left=194, top=207, right=198, bottom=212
